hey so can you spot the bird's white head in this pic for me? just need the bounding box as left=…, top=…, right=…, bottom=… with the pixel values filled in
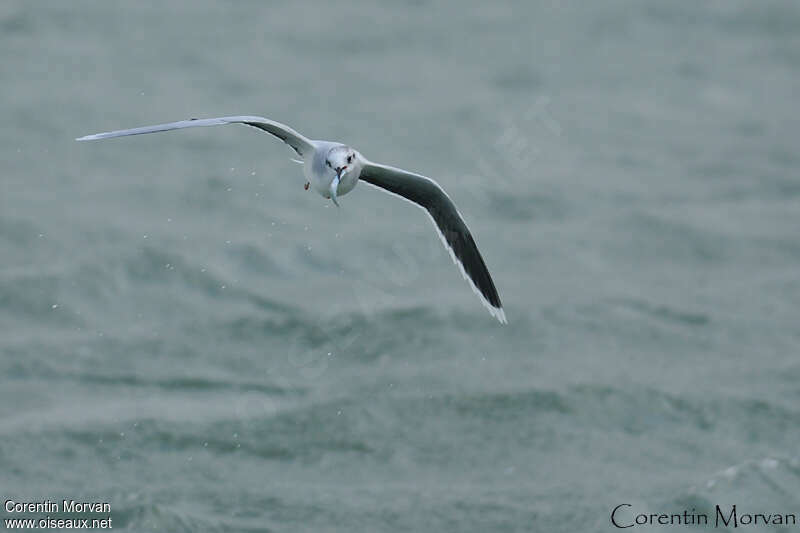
left=325, top=145, right=361, bottom=206
left=325, top=145, right=360, bottom=178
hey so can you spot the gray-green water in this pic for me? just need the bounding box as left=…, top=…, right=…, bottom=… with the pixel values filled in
left=2, top=1, right=800, bottom=531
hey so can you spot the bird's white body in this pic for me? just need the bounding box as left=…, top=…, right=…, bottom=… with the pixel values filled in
left=305, top=141, right=361, bottom=199
left=77, top=115, right=506, bottom=323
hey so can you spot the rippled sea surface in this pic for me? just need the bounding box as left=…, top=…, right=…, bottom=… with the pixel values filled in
left=2, top=1, right=799, bottom=531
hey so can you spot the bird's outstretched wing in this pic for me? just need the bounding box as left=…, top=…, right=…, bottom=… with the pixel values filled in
left=76, top=115, right=315, bottom=156
left=360, top=160, right=506, bottom=324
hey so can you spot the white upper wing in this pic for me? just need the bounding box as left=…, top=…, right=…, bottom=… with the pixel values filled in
left=77, top=116, right=315, bottom=156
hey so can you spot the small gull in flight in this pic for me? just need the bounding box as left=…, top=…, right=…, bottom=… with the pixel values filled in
left=77, top=116, right=506, bottom=323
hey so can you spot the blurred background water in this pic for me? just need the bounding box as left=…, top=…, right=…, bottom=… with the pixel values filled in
left=1, top=1, right=799, bottom=531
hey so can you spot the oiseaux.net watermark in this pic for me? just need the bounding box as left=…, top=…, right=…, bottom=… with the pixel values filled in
left=4, top=499, right=112, bottom=529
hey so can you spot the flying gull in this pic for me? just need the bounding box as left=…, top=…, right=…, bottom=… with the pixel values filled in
left=77, top=116, right=506, bottom=323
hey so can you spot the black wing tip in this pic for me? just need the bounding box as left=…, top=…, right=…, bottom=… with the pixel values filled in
left=480, top=286, right=506, bottom=324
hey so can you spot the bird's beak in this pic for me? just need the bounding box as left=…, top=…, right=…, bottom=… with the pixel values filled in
left=330, top=173, right=341, bottom=207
